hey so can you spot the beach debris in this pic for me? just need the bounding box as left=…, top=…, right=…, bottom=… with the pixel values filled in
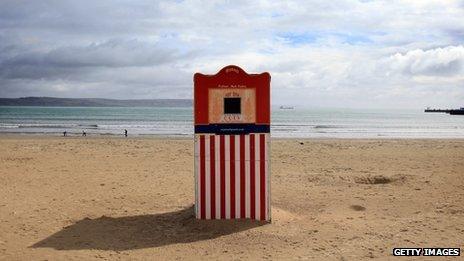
left=353, top=174, right=406, bottom=185
left=350, top=205, right=366, bottom=211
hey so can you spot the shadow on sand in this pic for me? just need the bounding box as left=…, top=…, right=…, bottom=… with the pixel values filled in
left=32, top=205, right=266, bottom=251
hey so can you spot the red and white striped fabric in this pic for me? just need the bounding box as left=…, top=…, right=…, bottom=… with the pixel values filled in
left=194, top=133, right=270, bottom=221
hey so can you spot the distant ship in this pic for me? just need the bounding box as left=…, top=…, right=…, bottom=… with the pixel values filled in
left=425, top=107, right=464, bottom=115
left=279, top=106, right=294, bottom=110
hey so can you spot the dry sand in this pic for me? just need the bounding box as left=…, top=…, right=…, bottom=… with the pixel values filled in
left=0, top=136, right=463, bottom=260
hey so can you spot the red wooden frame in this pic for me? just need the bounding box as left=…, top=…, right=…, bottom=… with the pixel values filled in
left=194, top=65, right=271, bottom=125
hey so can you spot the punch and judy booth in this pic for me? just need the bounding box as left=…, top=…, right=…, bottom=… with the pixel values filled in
left=194, top=65, right=271, bottom=221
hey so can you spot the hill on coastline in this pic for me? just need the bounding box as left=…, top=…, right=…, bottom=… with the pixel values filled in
left=0, top=97, right=192, bottom=107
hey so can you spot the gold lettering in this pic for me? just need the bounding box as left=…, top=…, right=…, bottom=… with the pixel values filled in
left=217, top=84, right=247, bottom=88
left=225, top=68, right=239, bottom=73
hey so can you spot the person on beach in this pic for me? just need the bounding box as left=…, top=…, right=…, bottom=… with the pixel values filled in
left=82, top=131, right=86, bottom=137
left=124, top=129, right=128, bottom=137
left=63, top=131, right=67, bottom=137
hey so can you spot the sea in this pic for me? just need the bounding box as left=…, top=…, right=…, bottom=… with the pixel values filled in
left=0, top=106, right=463, bottom=138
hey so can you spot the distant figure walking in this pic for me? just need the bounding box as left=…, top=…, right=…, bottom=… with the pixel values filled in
left=63, top=131, right=67, bottom=137
left=82, top=131, right=86, bottom=137
left=124, top=129, right=128, bottom=137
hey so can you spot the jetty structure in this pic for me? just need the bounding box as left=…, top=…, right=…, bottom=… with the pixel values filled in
left=425, top=107, right=464, bottom=115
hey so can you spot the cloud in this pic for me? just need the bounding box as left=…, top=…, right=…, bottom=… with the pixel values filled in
left=0, top=39, right=182, bottom=80
left=0, top=0, right=464, bottom=108
left=385, top=45, right=464, bottom=76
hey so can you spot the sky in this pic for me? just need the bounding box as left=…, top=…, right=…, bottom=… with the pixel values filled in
left=0, top=0, right=463, bottom=109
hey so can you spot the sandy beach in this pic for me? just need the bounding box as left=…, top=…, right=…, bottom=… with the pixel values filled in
left=0, top=136, right=463, bottom=260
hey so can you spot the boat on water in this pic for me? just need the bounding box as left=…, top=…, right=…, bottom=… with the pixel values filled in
left=279, top=106, right=294, bottom=110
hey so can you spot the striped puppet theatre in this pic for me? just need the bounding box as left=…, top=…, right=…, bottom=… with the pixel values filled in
left=194, top=65, right=271, bottom=221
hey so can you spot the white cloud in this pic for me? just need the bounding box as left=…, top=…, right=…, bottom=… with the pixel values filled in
left=385, top=45, right=464, bottom=76
left=0, top=0, right=464, bottom=108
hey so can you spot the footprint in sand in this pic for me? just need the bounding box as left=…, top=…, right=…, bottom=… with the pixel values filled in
left=350, top=205, right=366, bottom=211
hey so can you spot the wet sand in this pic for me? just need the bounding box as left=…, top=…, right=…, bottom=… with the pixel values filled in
left=0, top=136, right=463, bottom=260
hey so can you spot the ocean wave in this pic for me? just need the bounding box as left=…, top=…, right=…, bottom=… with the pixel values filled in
left=314, top=125, right=340, bottom=129
left=0, top=123, right=99, bottom=129
left=0, top=124, right=19, bottom=128
left=78, top=124, right=98, bottom=128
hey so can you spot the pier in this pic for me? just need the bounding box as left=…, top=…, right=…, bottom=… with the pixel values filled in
left=425, top=108, right=464, bottom=115
left=424, top=109, right=451, bottom=113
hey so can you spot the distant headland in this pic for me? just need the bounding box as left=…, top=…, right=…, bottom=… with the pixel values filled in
left=0, top=97, right=192, bottom=107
